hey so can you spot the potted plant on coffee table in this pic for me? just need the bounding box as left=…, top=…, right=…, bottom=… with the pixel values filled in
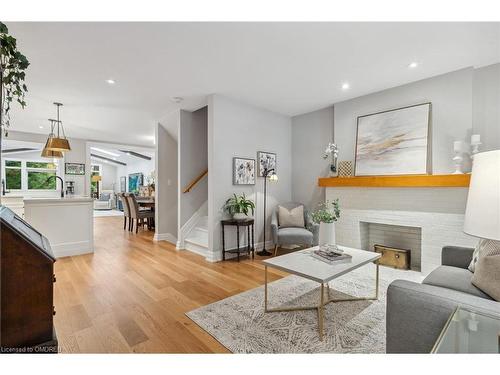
left=311, top=199, right=340, bottom=245
left=223, top=193, right=255, bottom=221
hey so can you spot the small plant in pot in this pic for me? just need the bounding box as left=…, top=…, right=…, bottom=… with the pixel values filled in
left=311, top=199, right=340, bottom=245
left=223, top=193, right=255, bottom=221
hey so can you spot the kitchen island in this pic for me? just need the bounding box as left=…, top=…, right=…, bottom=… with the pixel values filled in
left=23, top=197, right=94, bottom=258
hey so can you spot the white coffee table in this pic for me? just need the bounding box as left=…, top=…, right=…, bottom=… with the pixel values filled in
left=263, top=246, right=381, bottom=340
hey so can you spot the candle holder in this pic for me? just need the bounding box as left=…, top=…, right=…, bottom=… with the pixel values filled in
left=471, top=140, right=482, bottom=155
left=452, top=154, right=464, bottom=174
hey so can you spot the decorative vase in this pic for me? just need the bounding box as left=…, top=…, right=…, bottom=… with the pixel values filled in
left=233, top=212, right=248, bottom=221
left=318, top=222, right=336, bottom=245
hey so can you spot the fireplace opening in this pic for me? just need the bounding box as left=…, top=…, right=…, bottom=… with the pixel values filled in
left=360, top=222, right=421, bottom=271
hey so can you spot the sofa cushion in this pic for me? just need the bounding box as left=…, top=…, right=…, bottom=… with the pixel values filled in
left=277, top=227, right=313, bottom=245
left=278, top=205, right=305, bottom=228
left=99, top=193, right=111, bottom=201
left=472, top=253, right=500, bottom=301
left=423, top=266, right=492, bottom=300
left=468, top=239, right=500, bottom=272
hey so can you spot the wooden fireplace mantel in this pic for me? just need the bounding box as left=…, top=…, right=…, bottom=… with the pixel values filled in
left=318, top=174, right=470, bottom=188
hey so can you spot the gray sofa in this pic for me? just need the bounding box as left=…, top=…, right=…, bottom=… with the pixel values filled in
left=270, top=202, right=319, bottom=256
left=386, top=245, right=500, bottom=353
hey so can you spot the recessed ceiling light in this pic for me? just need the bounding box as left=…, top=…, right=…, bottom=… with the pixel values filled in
left=105, top=79, right=116, bottom=85
left=341, top=83, right=350, bottom=90
left=171, top=96, right=184, bottom=104
left=408, top=62, right=419, bottom=69
left=91, top=147, right=120, bottom=157
left=39, top=125, right=44, bottom=129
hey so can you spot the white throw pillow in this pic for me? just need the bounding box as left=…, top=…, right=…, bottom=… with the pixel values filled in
left=469, top=239, right=500, bottom=272
left=472, top=253, right=500, bottom=301
left=278, top=205, right=305, bottom=228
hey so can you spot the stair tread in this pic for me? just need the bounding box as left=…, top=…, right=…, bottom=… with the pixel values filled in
left=185, top=237, right=208, bottom=247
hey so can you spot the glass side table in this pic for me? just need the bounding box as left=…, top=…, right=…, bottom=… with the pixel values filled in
left=432, top=306, right=500, bottom=353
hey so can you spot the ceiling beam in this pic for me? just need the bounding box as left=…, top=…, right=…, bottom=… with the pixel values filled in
left=91, top=153, right=127, bottom=166
left=2, top=148, right=39, bottom=154
left=119, top=150, right=152, bottom=160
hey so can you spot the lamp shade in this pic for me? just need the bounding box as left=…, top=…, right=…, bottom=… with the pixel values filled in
left=91, top=175, right=102, bottom=183
left=41, top=147, right=63, bottom=158
left=45, top=136, right=71, bottom=152
left=464, top=150, right=500, bottom=241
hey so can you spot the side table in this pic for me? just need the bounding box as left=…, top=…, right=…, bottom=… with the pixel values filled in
left=221, top=218, right=255, bottom=261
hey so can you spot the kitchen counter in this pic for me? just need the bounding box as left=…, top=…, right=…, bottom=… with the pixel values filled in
left=23, top=196, right=94, bottom=258
left=23, top=196, right=93, bottom=204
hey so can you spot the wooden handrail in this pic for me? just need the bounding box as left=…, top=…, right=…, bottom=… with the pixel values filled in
left=183, top=169, right=208, bottom=193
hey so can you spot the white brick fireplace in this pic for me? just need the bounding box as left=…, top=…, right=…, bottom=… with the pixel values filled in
left=325, top=187, right=478, bottom=275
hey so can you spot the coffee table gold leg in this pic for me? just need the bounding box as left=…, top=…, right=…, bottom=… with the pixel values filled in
left=264, top=265, right=268, bottom=312
left=318, top=283, right=325, bottom=340
left=375, top=261, right=379, bottom=299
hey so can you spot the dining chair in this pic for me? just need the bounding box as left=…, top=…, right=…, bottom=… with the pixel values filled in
left=118, top=193, right=132, bottom=231
left=127, top=194, right=155, bottom=233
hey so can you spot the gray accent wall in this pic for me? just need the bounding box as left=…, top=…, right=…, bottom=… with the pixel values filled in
left=179, top=106, right=208, bottom=227
left=207, top=94, right=292, bottom=261
left=155, top=121, right=178, bottom=243
left=291, top=106, right=334, bottom=210
left=334, top=67, right=474, bottom=174
left=473, top=63, right=500, bottom=152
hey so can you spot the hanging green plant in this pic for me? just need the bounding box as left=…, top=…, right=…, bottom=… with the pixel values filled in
left=1, top=21, right=30, bottom=136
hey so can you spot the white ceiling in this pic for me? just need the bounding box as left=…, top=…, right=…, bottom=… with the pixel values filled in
left=89, top=142, right=154, bottom=166
left=6, top=22, right=500, bottom=146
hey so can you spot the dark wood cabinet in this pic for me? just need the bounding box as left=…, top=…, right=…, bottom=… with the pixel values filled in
left=0, top=206, right=57, bottom=353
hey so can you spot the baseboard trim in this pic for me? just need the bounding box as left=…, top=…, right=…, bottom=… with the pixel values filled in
left=52, top=241, right=94, bottom=258
left=153, top=232, right=177, bottom=245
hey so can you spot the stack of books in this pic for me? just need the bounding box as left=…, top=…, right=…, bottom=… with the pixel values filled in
left=311, top=245, right=352, bottom=264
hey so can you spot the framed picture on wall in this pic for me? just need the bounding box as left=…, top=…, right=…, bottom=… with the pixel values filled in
left=354, top=102, right=431, bottom=176
left=128, top=173, right=143, bottom=193
left=120, top=176, right=126, bottom=192
left=233, top=157, right=255, bottom=185
left=257, top=151, right=277, bottom=177
left=65, top=162, right=85, bottom=175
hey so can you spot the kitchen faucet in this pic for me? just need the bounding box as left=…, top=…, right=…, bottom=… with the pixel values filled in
left=46, top=175, right=65, bottom=198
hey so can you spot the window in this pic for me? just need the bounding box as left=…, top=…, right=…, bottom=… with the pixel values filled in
left=27, top=161, right=57, bottom=190
left=3, top=159, right=57, bottom=191
left=90, top=164, right=101, bottom=195
left=5, top=160, right=22, bottom=190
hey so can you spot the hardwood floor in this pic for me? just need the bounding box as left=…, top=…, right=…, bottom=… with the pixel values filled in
left=54, top=216, right=287, bottom=353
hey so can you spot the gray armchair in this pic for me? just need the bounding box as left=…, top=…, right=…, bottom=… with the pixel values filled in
left=271, top=202, right=319, bottom=256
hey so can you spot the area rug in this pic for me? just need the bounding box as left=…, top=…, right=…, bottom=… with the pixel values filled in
left=186, top=264, right=423, bottom=353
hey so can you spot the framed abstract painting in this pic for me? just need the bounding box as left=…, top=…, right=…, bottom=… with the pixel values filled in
left=354, top=102, right=431, bottom=176
left=257, top=151, right=277, bottom=177
left=128, top=173, right=144, bottom=193
left=233, top=157, right=255, bottom=185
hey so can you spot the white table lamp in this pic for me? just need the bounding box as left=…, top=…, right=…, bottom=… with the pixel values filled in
left=464, top=150, right=500, bottom=243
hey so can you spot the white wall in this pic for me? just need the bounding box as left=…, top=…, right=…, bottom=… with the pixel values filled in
left=155, top=120, right=178, bottom=244
left=291, top=106, right=334, bottom=210
left=208, top=94, right=292, bottom=262
left=98, top=162, right=118, bottom=191
left=115, top=158, right=155, bottom=193
left=334, top=67, right=474, bottom=174
left=179, top=106, right=208, bottom=227
left=473, top=63, right=500, bottom=152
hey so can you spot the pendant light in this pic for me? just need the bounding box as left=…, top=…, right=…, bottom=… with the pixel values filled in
left=45, top=102, right=71, bottom=152
left=41, top=119, right=63, bottom=158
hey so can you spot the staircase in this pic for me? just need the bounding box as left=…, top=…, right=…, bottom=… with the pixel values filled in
left=184, top=215, right=209, bottom=256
